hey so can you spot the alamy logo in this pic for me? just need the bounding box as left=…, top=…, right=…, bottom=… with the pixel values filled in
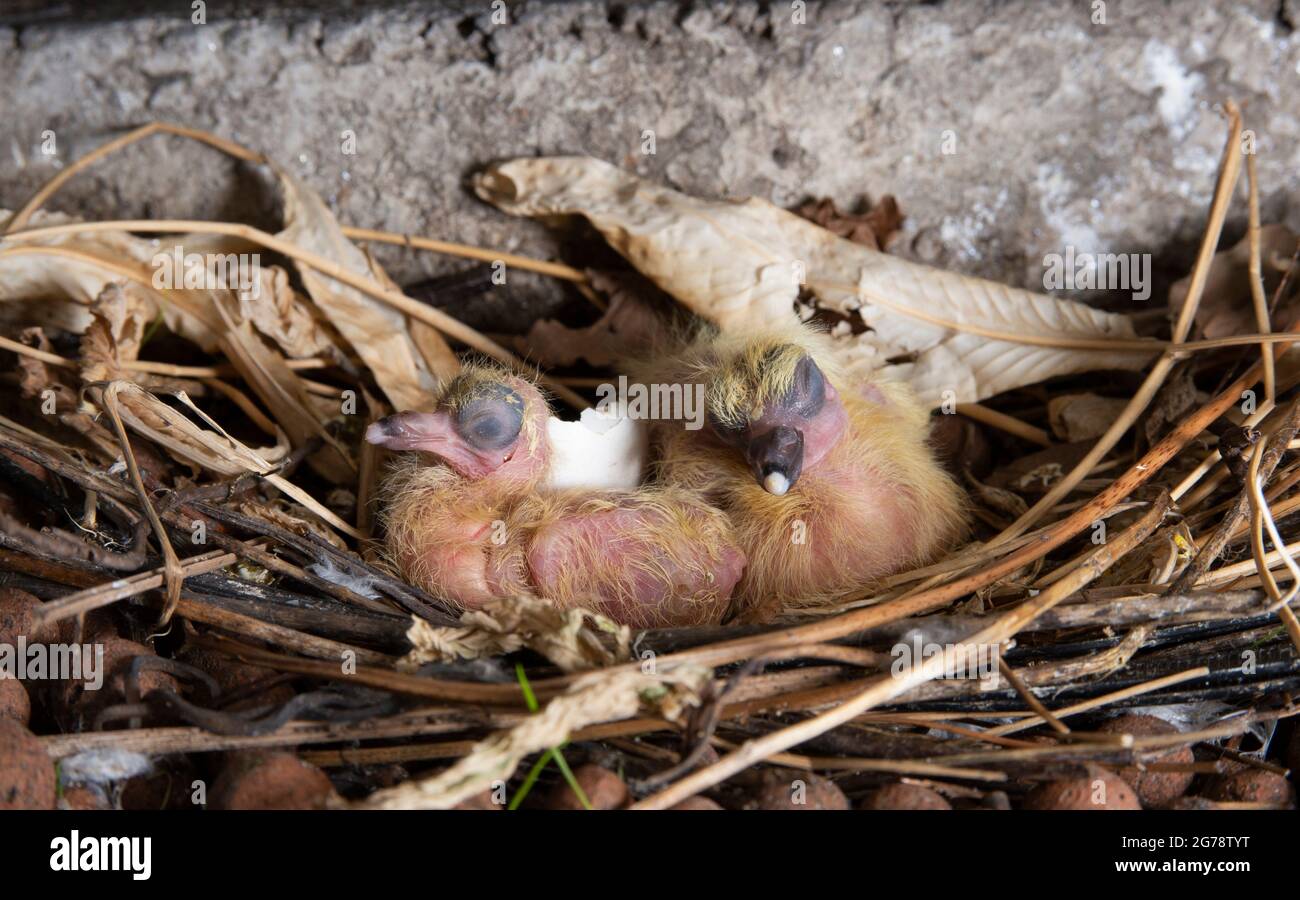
left=50, top=831, right=151, bottom=880
left=594, top=376, right=706, bottom=431
left=151, top=247, right=261, bottom=297
left=1042, top=246, right=1151, bottom=301
left=0, top=638, right=104, bottom=689
left=890, top=637, right=1000, bottom=689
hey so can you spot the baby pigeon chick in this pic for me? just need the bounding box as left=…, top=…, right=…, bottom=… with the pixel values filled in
left=646, top=324, right=968, bottom=622
left=365, top=364, right=745, bottom=629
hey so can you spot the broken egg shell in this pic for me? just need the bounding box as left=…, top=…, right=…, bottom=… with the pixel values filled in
left=542, top=407, right=647, bottom=492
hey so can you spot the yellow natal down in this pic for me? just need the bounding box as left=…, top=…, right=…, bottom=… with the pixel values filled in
left=368, top=364, right=746, bottom=629
left=643, top=322, right=969, bottom=622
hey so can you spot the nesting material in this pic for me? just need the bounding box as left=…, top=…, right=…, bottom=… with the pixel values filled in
left=0, top=112, right=1296, bottom=812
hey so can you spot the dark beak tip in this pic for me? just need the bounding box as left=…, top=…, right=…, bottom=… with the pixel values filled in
left=746, top=425, right=805, bottom=494
left=366, top=415, right=406, bottom=445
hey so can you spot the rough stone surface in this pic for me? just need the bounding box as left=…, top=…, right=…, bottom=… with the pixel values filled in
left=2, top=1, right=1299, bottom=330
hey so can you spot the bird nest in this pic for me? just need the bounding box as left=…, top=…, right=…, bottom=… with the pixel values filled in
left=0, top=111, right=1297, bottom=812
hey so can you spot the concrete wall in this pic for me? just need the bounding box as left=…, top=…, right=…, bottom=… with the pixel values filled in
left=2, top=1, right=1297, bottom=327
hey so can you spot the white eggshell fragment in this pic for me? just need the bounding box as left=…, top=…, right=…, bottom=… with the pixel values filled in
left=543, top=405, right=647, bottom=491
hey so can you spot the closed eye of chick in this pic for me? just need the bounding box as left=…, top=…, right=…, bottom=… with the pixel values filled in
left=365, top=364, right=746, bottom=629
left=645, top=322, right=969, bottom=623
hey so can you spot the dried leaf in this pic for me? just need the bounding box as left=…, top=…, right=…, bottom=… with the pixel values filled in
left=1140, top=363, right=1199, bottom=449
left=79, top=284, right=147, bottom=383
left=517, top=271, right=673, bottom=367
left=1170, top=224, right=1299, bottom=339
left=208, top=291, right=353, bottom=480
left=475, top=157, right=1156, bottom=406
left=275, top=171, right=444, bottom=410
left=361, top=246, right=460, bottom=386
left=238, top=265, right=339, bottom=359
left=1048, top=393, right=1133, bottom=443
left=987, top=440, right=1094, bottom=496
left=963, top=470, right=1029, bottom=520
left=0, top=211, right=350, bottom=479
left=350, top=663, right=708, bottom=810
left=929, top=413, right=993, bottom=479
left=13, top=327, right=117, bottom=457
left=794, top=195, right=902, bottom=250
left=236, top=499, right=349, bottom=551
left=151, top=230, right=339, bottom=359
left=0, top=212, right=223, bottom=347
left=108, top=381, right=288, bottom=477
left=401, top=595, right=632, bottom=673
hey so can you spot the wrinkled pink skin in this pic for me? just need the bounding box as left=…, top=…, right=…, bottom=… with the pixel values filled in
left=365, top=402, right=547, bottom=487
left=368, top=378, right=746, bottom=627
left=526, top=504, right=747, bottom=628
left=750, top=378, right=849, bottom=478
left=666, top=365, right=966, bottom=623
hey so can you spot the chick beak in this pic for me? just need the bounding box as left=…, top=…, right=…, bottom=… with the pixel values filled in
left=746, top=424, right=804, bottom=495
left=365, top=412, right=449, bottom=451
left=763, top=471, right=791, bottom=496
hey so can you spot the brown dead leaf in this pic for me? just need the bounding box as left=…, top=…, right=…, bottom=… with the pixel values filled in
left=794, top=196, right=903, bottom=251
left=0, top=211, right=226, bottom=347
left=0, top=211, right=351, bottom=481
left=79, top=284, right=147, bottom=383
left=275, top=171, right=445, bottom=411
left=1140, top=362, right=1199, bottom=450
left=13, top=326, right=118, bottom=458
left=208, top=290, right=353, bottom=479
left=516, top=270, right=676, bottom=368
left=475, top=157, right=1155, bottom=406
left=239, top=264, right=339, bottom=360
left=987, top=440, right=1095, bottom=496
left=106, top=381, right=289, bottom=478
left=928, top=413, right=993, bottom=481
left=236, top=498, right=349, bottom=551
left=1047, top=393, right=1133, bottom=443
left=1170, top=223, right=1299, bottom=339
left=362, top=247, right=459, bottom=387
left=963, top=470, right=1029, bottom=520
left=151, top=230, right=340, bottom=360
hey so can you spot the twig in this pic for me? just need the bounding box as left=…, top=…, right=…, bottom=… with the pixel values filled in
left=955, top=403, right=1052, bottom=446
left=998, top=655, right=1070, bottom=735
left=2, top=220, right=587, bottom=409
left=91, top=381, right=184, bottom=623
left=1245, top=151, right=1276, bottom=403
left=1171, top=396, right=1300, bottom=591
left=628, top=494, right=1171, bottom=808
left=990, top=101, right=1242, bottom=542
left=983, top=666, right=1210, bottom=737
left=32, top=548, right=237, bottom=627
